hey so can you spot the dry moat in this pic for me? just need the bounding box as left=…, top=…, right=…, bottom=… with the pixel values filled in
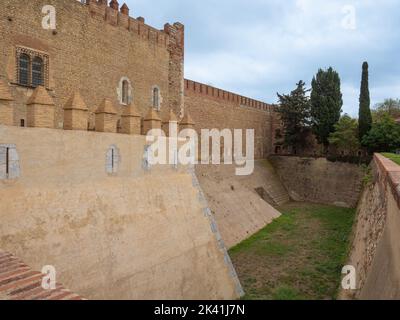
left=230, top=202, right=355, bottom=300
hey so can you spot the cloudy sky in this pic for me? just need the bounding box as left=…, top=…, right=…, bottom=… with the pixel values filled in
left=125, top=0, right=400, bottom=116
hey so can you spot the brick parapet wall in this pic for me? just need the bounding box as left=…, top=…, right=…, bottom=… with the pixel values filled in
left=85, top=0, right=171, bottom=50
left=374, top=153, right=400, bottom=209
left=184, top=79, right=278, bottom=158
left=184, top=79, right=275, bottom=113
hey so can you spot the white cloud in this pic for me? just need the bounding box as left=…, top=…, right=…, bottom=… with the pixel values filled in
left=127, top=0, right=400, bottom=111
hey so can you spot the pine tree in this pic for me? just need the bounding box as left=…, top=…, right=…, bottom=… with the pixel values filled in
left=358, top=61, right=372, bottom=142
left=277, top=81, right=311, bottom=150
left=310, top=67, right=343, bottom=147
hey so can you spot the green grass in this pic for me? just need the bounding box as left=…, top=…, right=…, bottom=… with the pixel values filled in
left=229, top=203, right=355, bottom=300
left=382, top=153, right=400, bottom=165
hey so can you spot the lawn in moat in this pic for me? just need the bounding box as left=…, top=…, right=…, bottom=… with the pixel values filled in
left=229, top=202, right=355, bottom=300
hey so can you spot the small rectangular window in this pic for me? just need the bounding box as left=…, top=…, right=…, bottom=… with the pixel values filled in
left=153, top=87, right=160, bottom=109
left=5, top=147, right=9, bottom=176
left=111, top=148, right=114, bottom=170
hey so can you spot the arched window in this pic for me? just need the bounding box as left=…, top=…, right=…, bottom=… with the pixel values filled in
left=18, top=54, right=30, bottom=86
left=152, top=87, right=160, bottom=110
left=32, top=57, right=44, bottom=87
left=122, top=80, right=129, bottom=104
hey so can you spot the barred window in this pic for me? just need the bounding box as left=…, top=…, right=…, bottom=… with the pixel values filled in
left=19, top=54, right=30, bottom=86
left=16, top=47, right=49, bottom=88
left=32, top=57, right=44, bottom=87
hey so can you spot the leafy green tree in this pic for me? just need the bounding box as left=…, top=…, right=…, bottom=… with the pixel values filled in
left=310, top=67, right=343, bottom=147
left=277, top=81, right=311, bottom=150
left=362, top=114, right=400, bottom=153
left=328, top=114, right=360, bottom=155
left=372, top=98, right=400, bottom=121
left=359, top=61, right=372, bottom=142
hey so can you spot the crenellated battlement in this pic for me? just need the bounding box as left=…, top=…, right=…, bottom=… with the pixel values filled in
left=184, top=79, right=275, bottom=113
left=74, top=0, right=184, bottom=51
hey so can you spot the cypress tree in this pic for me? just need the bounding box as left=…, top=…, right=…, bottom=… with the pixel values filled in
left=310, top=67, right=343, bottom=147
left=358, top=61, right=372, bottom=142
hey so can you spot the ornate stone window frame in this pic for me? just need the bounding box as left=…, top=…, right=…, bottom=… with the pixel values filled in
left=15, top=46, right=49, bottom=88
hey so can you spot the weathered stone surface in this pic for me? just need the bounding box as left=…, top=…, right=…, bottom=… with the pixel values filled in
left=0, top=125, right=241, bottom=300
left=269, top=156, right=364, bottom=208
left=196, top=160, right=285, bottom=248
left=341, top=154, right=400, bottom=300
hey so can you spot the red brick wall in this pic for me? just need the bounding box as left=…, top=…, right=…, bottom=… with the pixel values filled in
left=0, top=0, right=183, bottom=128
left=184, top=79, right=277, bottom=159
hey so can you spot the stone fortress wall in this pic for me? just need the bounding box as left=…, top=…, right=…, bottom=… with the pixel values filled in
left=2, top=0, right=394, bottom=301
left=0, top=0, right=283, bottom=299
left=0, top=124, right=242, bottom=299
left=341, top=154, right=400, bottom=299
left=269, top=156, right=364, bottom=208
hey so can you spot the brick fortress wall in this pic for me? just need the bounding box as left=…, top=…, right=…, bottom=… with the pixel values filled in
left=0, top=0, right=184, bottom=128
left=0, top=0, right=279, bottom=158
left=184, top=79, right=279, bottom=159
